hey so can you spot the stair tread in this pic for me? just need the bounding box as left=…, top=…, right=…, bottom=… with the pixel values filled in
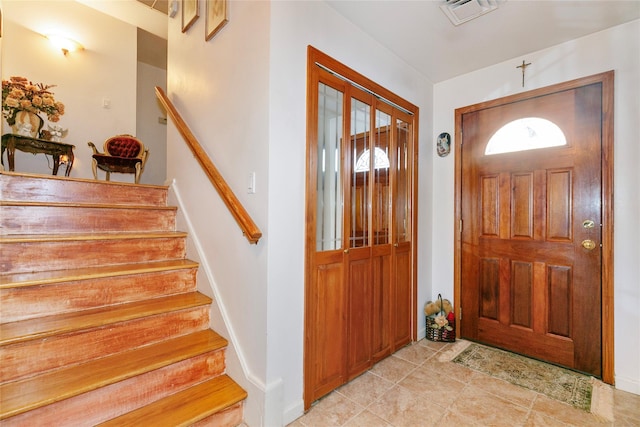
left=0, top=292, right=212, bottom=345
left=0, top=171, right=168, bottom=189
left=0, top=330, right=228, bottom=420
left=0, top=259, right=199, bottom=289
left=98, top=375, right=247, bottom=427
left=0, top=231, right=188, bottom=243
left=0, top=201, right=177, bottom=210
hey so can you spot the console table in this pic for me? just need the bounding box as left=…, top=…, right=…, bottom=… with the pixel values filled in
left=1, top=134, right=75, bottom=176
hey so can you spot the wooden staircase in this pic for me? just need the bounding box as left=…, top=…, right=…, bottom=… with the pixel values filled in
left=0, top=172, right=247, bottom=426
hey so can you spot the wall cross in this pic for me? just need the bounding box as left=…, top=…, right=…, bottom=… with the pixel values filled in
left=516, top=60, right=532, bottom=87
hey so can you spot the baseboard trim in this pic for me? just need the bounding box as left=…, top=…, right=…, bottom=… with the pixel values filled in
left=613, top=375, right=640, bottom=395
left=169, top=180, right=267, bottom=425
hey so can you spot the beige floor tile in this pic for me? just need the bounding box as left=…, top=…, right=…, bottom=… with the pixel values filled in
left=369, top=355, right=417, bottom=383
left=524, top=410, right=572, bottom=426
left=368, top=385, right=446, bottom=426
left=342, top=410, right=391, bottom=427
left=297, top=392, right=363, bottom=427
left=414, top=356, right=480, bottom=385
left=468, top=373, right=537, bottom=408
left=611, top=418, right=639, bottom=426
left=289, top=338, right=640, bottom=427
left=337, top=371, right=394, bottom=407
left=438, top=409, right=482, bottom=426
left=532, top=394, right=609, bottom=426
left=285, top=418, right=306, bottom=427
left=448, top=384, right=530, bottom=426
left=419, top=339, right=452, bottom=352
left=399, top=367, right=466, bottom=408
left=392, top=341, right=438, bottom=365
left=613, top=388, right=640, bottom=424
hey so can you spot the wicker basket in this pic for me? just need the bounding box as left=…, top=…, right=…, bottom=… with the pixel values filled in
left=425, top=294, right=456, bottom=342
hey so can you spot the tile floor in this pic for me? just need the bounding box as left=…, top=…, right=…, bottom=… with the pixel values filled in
left=288, top=339, right=640, bottom=427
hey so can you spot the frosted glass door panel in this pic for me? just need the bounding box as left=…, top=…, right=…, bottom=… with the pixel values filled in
left=316, top=83, right=344, bottom=251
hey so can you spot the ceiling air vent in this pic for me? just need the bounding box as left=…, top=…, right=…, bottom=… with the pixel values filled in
left=440, top=0, right=500, bottom=26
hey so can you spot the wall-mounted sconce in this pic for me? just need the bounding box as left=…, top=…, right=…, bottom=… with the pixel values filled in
left=169, top=0, right=179, bottom=18
left=46, top=34, right=84, bottom=56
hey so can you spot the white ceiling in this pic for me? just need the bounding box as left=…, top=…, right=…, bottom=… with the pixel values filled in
left=67, top=1, right=640, bottom=81
left=325, top=0, right=640, bottom=83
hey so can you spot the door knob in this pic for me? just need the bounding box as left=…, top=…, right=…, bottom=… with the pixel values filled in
left=581, top=239, right=596, bottom=250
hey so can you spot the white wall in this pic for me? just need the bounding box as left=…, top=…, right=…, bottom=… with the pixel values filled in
left=165, top=1, right=433, bottom=425
left=1, top=1, right=136, bottom=180
left=136, top=61, right=167, bottom=185
left=166, top=1, right=271, bottom=425
left=432, top=20, right=640, bottom=395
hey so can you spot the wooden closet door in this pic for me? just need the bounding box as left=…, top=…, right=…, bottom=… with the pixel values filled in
left=305, top=75, right=349, bottom=403
left=391, top=111, right=413, bottom=350
left=346, top=89, right=374, bottom=379
left=304, top=47, right=419, bottom=409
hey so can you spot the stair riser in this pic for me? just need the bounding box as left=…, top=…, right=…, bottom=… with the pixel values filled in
left=0, top=205, right=177, bottom=235
left=0, top=237, right=187, bottom=274
left=0, top=173, right=168, bottom=206
left=191, top=402, right=244, bottom=427
left=2, top=351, right=226, bottom=425
left=1, top=307, right=210, bottom=383
left=1, top=269, right=198, bottom=323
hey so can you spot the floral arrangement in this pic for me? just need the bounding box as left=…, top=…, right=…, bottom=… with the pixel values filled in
left=2, top=76, right=65, bottom=125
left=429, top=312, right=454, bottom=332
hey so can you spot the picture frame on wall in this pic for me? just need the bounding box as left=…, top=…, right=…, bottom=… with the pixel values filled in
left=182, top=0, right=199, bottom=33
left=437, top=132, right=451, bottom=157
left=206, top=0, right=228, bottom=41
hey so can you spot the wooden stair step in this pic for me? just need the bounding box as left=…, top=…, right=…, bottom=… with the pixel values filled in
left=0, top=172, right=169, bottom=206
left=0, top=201, right=177, bottom=209
left=3, top=351, right=230, bottom=425
left=0, top=201, right=177, bottom=235
left=0, top=330, right=228, bottom=420
left=0, top=231, right=187, bottom=244
left=0, top=259, right=199, bottom=289
left=0, top=232, right=188, bottom=274
left=1, top=260, right=200, bottom=323
left=0, top=292, right=212, bottom=346
left=1, top=305, right=210, bottom=384
left=98, top=375, right=247, bottom=427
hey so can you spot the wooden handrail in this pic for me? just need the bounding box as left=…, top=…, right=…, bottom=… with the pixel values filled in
left=155, top=87, right=262, bottom=244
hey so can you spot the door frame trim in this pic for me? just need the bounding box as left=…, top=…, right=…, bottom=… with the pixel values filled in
left=453, top=71, right=615, bottom=384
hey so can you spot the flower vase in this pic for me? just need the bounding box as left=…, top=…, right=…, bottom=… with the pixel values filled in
left=11, top=110, right=44, bottom=139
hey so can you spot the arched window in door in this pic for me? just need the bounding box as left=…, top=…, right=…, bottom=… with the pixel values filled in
left=354, top=147, right=390, bottom=172
left=485, top=117, right=567, bottom=155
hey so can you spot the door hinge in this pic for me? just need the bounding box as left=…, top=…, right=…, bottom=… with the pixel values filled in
left=459, top=306, right=462, bottom=320
left=459, top=219, right=463, bottom=233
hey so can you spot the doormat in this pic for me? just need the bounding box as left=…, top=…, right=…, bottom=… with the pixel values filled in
left=453, top=343, right=593, bottom=411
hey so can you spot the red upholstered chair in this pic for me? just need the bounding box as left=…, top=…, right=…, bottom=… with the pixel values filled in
left=88, top=135, right=149, bottom=184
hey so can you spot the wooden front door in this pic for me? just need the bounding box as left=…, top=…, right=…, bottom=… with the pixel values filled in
left=304, top=47, right=418, bottom=409
left=458, top=72, right=614, bottom=378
